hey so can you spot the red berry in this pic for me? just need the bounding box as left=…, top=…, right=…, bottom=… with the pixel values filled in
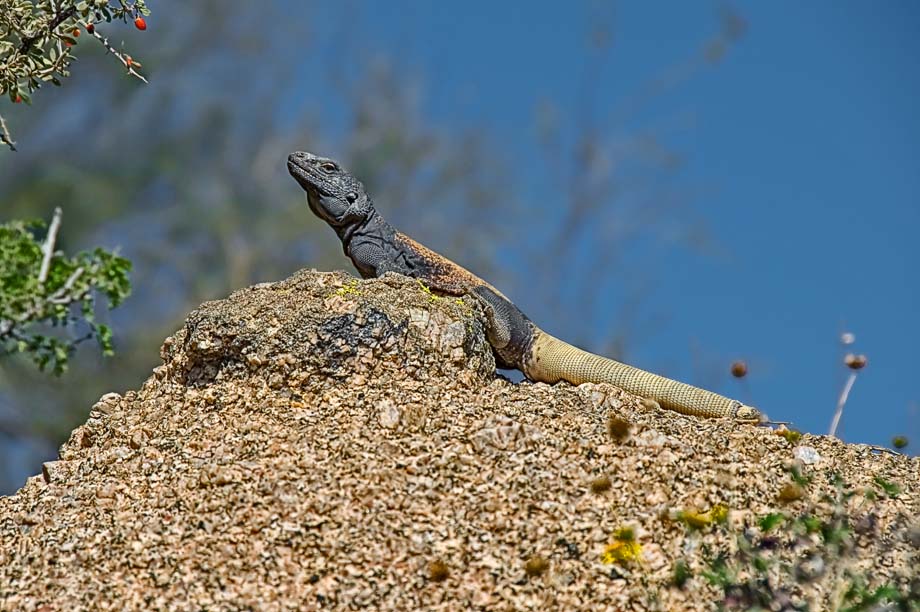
left=125, top=55, right=133, bottom=67
left=85, top=23, right=95, bottom=33
left=14, top=95, right=22, bottom=104
left=72, top=28, right=80, bottom=37
left=134, top=17, right=147, bottom=31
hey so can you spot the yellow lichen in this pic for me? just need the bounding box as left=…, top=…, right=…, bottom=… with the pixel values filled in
left=451, top=297, right=475, bottom=327
left=334, top=279, right=362, bottom=297
left=417, top=279, right=440, bottom=302
left=453, top=297, right=471, bottom=315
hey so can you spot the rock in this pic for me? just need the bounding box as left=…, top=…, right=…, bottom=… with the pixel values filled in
left=0, top=270, right=917, bottom=611
left=795, top=445, right=822, bottom=465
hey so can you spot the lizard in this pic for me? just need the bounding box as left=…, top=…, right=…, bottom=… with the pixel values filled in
left=287, top=150, right=763, bottom=421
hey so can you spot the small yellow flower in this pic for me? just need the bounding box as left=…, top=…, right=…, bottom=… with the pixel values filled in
left=601, top=540, right=642, bottom=565
left=710, top=504, right=729, bottom=524
left=677, top=503, right=729, bottom=529
left=601, top=527, right=642, bottom=565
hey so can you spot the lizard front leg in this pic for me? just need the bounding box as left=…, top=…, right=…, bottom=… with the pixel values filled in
left=470, top=286, right=537, bottom=370
left=347, top=238, right=392, bottom=279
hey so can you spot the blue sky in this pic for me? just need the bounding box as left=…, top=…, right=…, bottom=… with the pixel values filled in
left=313, top=1, right=919, bottom=446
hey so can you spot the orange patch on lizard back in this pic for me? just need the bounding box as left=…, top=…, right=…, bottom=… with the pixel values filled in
left=393, top=232, right=507, bottom=299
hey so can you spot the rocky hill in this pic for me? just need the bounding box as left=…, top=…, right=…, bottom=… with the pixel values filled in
left=1, top=270, right=917, bottom=611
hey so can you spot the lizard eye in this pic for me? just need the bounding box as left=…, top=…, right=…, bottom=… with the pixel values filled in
left=321, top=162, right=337, bottom=172
left=345, top=192, right=358, bottom=204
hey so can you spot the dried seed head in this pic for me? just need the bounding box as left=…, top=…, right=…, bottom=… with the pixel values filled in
left=844, top=353, right=867, bottom=370
left=639, top=397, right=660, bottom=411
left=607, top=415, right=631, bottom=442
left=428, top=560, right=449, bottom=582
left=590, top=475, right=612, bottom=494
left=778, top=483, right=804, bottom=503
left=524, top=555, right=550, bottom=577
left=730, top=360, right=748, bottom=378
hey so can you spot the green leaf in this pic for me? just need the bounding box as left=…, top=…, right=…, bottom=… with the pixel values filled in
left=97, top=324, right=114, bottom=356
left=758, top=512, right=786, bottom=532
left=671, top=560, right=691, bottom=588
left=798, top=514, right=822, bottom=534
left=873, top=476, right=901, bottom=498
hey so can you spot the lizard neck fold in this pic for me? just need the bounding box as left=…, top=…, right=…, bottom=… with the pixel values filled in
left=337, top=210, right=387, bottom=253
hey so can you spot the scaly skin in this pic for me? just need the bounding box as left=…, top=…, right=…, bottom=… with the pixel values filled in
left=287, top=151, right=763, bottom=421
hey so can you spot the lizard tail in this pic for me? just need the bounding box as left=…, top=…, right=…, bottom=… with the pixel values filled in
left=525, top=331, right=763, bottom=421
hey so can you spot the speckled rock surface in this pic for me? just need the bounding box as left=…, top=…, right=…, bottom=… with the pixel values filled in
left=1, top=270, right=917, bottom=611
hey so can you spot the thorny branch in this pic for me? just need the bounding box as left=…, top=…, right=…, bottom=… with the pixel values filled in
left=86, top=27, right=148, bottom=84
left=0, top=111, right=15, bottom=151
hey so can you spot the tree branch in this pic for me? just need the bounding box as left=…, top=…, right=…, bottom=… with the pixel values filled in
left=0, top=112, right=16, bottom=152
left=47, top=268, right=86, bottom=303
left=0, top=267, right=85, bottom=343
left=38, top=207, right=63, bottom=285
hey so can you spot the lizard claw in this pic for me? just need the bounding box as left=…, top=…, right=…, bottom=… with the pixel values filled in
left=736, top=404, right=765, bottom=422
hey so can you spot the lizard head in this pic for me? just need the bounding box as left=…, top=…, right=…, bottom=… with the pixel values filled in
left=287, top=151, right=372, bottom=228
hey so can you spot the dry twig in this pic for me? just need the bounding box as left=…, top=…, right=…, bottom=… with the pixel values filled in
left=38, top=207, right=63, bottom=285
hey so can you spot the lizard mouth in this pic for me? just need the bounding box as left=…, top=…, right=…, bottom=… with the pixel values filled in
left=287, top=151, right=340, bottom=199
left=287, top=154, right=320, bottom=194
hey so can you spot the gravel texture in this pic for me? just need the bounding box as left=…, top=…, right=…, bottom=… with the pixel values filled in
left=1, top=270, right=917, bottom=611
